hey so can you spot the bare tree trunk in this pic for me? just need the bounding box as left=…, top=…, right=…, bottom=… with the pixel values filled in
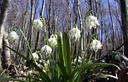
left=28, top=0, right=34, bottom=48
left=120, top=0, right=128, bottom=57
left=0, top=0, right=10, bottom=69
left=117, top=0, right=128, bottom=82
left=26, top=0, right=34, bottom=66
left=0, top=0, right=8, bottom=26
left=46, top=0, right=51, bottom=37
left=0, top=0, right=8, bottom=51
left=108, top=0, right=115, bottom=50
left=40, top=0, right=45, bottom=16
left=66, top=0, right=71, bottom=31
left=89, top=0, right=92, bottom=14
left=51, top=0, right=55, bottom=33
left=2, top=36, right=11, bottom=69
left=73, top=0, right=78, bottom=25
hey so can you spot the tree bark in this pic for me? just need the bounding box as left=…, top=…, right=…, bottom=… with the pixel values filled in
left=117, top=0, right=128, bottom=82
left=108, top=0, right=114, bottom=50
left=2, top=36, right=11, bottom=69
left=120, top=0, right=128, bottom=57
left=0, top=0, right=12, bottom=70
left=0, top=0, right=8, bottom=49
left=0, top=0, right=8, bottom=26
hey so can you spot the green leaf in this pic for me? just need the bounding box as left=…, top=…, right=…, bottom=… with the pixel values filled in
left=57, top=32, right=63, bottom=63
left=20, top=29, right=36, bottom=63
left=93, top=73, right=118, bottom=80
left=57, top=32, right=72, bottom=81
left=62, top=33, right=72, bottom=77
left=72, top=62, right=119, bottom=81
left=0, top=75, right=26, bottom=82
left=29, top=60, right=51, bottom=82
left=4, top=44, right=26, bottom=59
left=79, top=62, right=120, bottom=72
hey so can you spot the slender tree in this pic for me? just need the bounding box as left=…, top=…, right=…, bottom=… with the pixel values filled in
left=0, top=0, right=8, bottom=26
left=108, top=0, right=115, bottom=50
left=117, top=0, right=128, bottom=82
left=0, top=0, right=8, bottom=49
left=120, top=0, right=128, bottom=57
left=0, top=0, right=12, bottom=69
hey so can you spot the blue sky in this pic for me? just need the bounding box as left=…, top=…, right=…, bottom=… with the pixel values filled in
left=35, top=0, right=42, bottom=18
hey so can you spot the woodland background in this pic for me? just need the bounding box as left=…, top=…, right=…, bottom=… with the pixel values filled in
left=0, top=0, right=128, bottom=82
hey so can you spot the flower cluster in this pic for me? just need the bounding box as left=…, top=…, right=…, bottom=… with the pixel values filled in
left=90, top=39, right=102, bottom=52
left=69, top=27, right=81, bottom=42
left=33, top=19, right=43, bottom=31
left=8, top=31, right=19, bottom=43
left=85, top=15, right=99, bottom=29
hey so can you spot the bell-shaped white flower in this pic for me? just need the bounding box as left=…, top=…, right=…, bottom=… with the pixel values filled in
left=85, top=15, right=99, bottom=29
left=33, top=19, right=43, bottom=31
left=48, top=34, right=57, bottom=47
left=69, top=27, right=81, bottom=42
left=8, top=31, right=19, bottom=43
left=90, top=39, right=102, bottom=52
left=32, top=52, right=39, bottom=61
left=50, top=34, right=57, bottom=39
left=41, top=45, right=52, bottom=55
left=74, top=56, right=82, bottom=63
left=48, top=37, right=57, bottom=47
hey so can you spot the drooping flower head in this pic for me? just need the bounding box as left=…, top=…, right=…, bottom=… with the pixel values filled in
left=32, top=52, right=39, bottom=61
left=74, top=56, right=82, bottom=64
left=50, top=34, right=57, bottom=39
left=41, top=45, right=52, bottom=55
left=85, top=15, right=99, bottom=29
left=48, top=38, right=57, bottom=47
left=48, top=34, right=57, bottom=47
left=69, top=27, right=81, bottom=42
left=90, top=39, right=102, bottom=52
left=8, top=31, right=19, bottom=43
left=33, top=19, right=43, bottom=30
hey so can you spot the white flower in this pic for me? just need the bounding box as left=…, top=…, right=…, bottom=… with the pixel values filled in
left=69, top=28, right=81, bottom=41
left=27, top=70, right=33, bottom=75
left=36, top=62, right=42, bottom=67
left=48, top=38, right=57, bottom=47
left=43, top=60, right=50, bottom=73
left=85, top=15, right=99, bottom=29
left=41, top=45, right=52, bottom=55
left=32, top=52, right=39, bottom=61
left=74, top=56, right=82, bottom=63
left=50, top=34, right=57, bottom=39
left=43, top=69, right=46, bottom=73
left=44, top=60, right=49, bottom=67
left=20, top=71, right=24, bottom=74
left=33, top=19, right=43, bottom=30
left=8, top=31, right=19, bottom=43
left=90, top=39, right=102, bottom=52
left=48, top=34, right=57, bottom=47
